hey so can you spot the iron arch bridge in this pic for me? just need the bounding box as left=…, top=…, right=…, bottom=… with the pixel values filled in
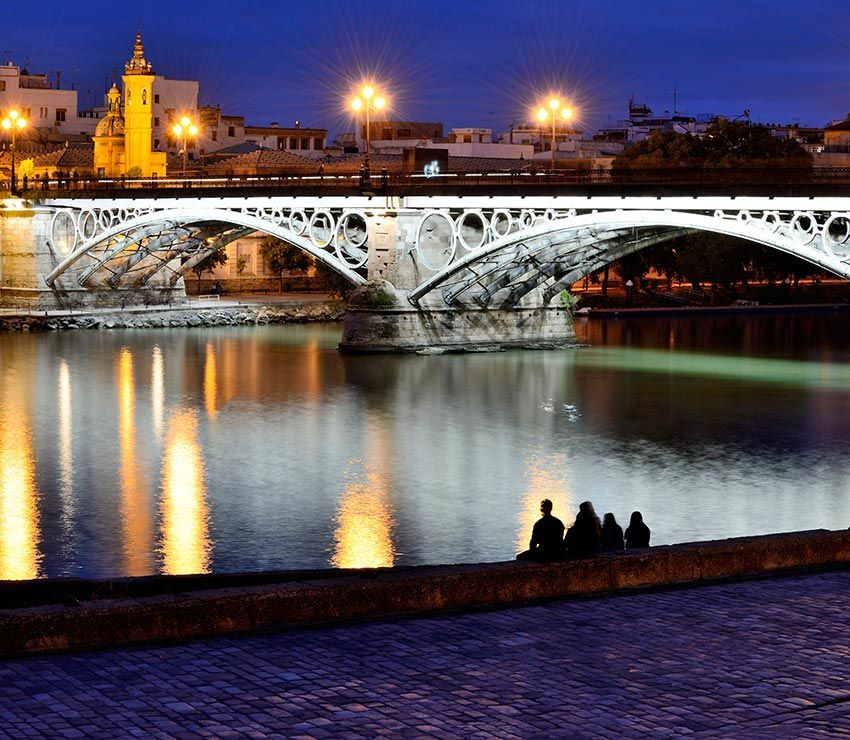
left=42, top=195, right=850, bottom=306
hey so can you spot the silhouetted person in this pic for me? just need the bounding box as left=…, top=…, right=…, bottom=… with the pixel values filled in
left=565, top=501, right=602, bottom=559
left=625, top=511, right=651, bottom=549
left=600, top=513, right=624, bottom=552
left=516, top=499, right=565, bottom=562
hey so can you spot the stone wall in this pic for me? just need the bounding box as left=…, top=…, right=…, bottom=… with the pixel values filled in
left=0, top=302, right=345, bottom=332
left=1, top=529, right=848, bottom=656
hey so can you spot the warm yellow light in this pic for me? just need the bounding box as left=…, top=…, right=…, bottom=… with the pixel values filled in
left=351, top=97, right=363, bottom=112
left=180, top=115, right=191, bottom=127
left=362, top=85, right=374, bottom=100
left=374, top=96, right=386, bottom=110
left=549, top=98, right=560, bottom=111
left=1, top=120, right=9, bottom=130
left=561, top=107, right=573, bottom=120
left=172, top=123, right=183, bottom=136
left=16, top=118, right=25, bottom=129
left=537, top=108, right=548, bottom=122
left=9, top=110, right=19, bottom=121
left=188, top=125, right=198, bottom=136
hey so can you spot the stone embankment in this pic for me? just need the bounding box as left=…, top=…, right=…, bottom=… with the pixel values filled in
left=0, top=302, right=345, bottom=332
left=1, top=529, right=848, bottom=657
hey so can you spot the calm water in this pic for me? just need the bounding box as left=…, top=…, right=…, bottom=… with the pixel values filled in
left=2, top=312, right=850, bottom=580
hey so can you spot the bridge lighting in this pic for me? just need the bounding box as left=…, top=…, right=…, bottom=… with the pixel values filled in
left=350, top=84, right=388, bottom=174
left=1, top=109, right=27, bottom=194
left=535, top=97, right=574, bottom=169
left=172, top=115, right=200, bottom=178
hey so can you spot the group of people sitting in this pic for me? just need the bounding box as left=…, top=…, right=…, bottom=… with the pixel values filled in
left=517, top=499, right=650, bottom=562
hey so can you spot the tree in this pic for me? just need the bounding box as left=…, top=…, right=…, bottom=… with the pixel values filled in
left=313, top=260, right=356, bottom=298
left=190, top=250, right=228, bottom=293
left=613, top=120, right=812, bottom=171
left=259, top=236, right=312, bottom=293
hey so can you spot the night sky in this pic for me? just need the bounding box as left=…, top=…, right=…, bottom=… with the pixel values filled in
left=5, top=0, right=850, bottom=137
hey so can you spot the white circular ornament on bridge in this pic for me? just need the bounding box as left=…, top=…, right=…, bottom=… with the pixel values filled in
left=736, top=210, right=752, bottom=224
left=78, top=209, right=98, bottom=241
left=50, top=210, right=78, bottom=256
left=790, top=212, right=818, bottom=245
left=99, top=210, right=115, bottom=230
left=519, top=210, right=536, bottom=229
left=544, top=209, right=557, bottom=221
left=309, top=210, right=336, bottom=248
left=822, top=213, right=850, bottom=257
left=761, top=211, right=782, bottom=233
left=289, top=210, right=308, bottom=236
left=490, top=209, right=513, bottom=238
left=415, top=210, right=457, bottom=271
left=272, top=209, right=285, bottom=225
left=456, top=210, right=489, bottom=252
left=334, top=211, right=369, bottom=268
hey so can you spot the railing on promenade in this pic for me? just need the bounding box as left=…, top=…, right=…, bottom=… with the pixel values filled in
left=3, top=166, right=850, bottom=199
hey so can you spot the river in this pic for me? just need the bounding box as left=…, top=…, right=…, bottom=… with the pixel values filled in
left=1, top=311, right=849, bottom=579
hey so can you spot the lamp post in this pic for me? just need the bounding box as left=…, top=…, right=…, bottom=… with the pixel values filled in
left=536, top=98, right=572, bottom=169
left=351, top=85, right=386, bottom=173
left=2, top=109, right=27, bottom=193
left=172, top=115, right=199, bottom=177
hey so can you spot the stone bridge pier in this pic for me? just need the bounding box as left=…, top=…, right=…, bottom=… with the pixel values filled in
left=340, top=209, right=574, bottom=352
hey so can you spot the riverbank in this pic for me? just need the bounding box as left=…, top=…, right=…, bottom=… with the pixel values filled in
left=0, top=297, right=345, bottom=332
left=1, top=529, right=847, bottom=657
left=578, top=302, right=850, bottom=319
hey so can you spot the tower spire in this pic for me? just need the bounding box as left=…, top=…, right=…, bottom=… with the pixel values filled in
left=125, top=32, right=153, bottom=75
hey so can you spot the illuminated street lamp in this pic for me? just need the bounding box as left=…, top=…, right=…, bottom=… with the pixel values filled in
left=350, top=85, right=387, bottom=172
left=172, top=115, right=199, bottom=177
left=2, top=109, right=27, bottom=193
left=536, top=97, right=572, bottom=169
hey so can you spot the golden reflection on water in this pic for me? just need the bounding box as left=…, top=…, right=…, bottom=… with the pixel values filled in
left=152, top=345, right=164, bottom=439
left=0, top=380, right=42, bottom=580
left=332, top=463, right=396, bottom=568
left=516, top=452, right=573, bottom=553
left=57, top=360, right=75, bottom=558
left=160, top=409, right=211, bottom=575
left=204, top=342, right=218, bottom=421
left=118, top=348, right=154, bottom=575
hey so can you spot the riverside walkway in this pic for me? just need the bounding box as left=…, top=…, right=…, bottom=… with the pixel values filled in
left=1, top=570, right=848, bottom=738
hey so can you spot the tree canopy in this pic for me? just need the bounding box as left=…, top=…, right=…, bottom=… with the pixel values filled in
left=613, top=120, right=812, bottom=170
left=259, top=236, right=312, bottom=293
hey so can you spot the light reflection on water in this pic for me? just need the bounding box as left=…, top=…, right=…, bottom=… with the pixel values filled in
left=160, top=409, right=210, bottom=575
left=1, top=313, right=850, bottom=579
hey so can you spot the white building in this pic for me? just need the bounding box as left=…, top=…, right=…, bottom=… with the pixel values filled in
left=0, top=63, right=101, bottom=138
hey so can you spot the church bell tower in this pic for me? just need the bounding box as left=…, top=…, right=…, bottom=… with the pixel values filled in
left=121, top=33, right=166, bottom=177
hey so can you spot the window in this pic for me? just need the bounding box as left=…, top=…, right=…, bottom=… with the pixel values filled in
left=398, top=128, right=411, bottom=138
left=228, top=126, right=235, bottom=137
left=211, top=131, right=217, bottom=142
left=40, top=107, right=47, bottom=119
left=0, top=81, right=5, bottom=91
left=154, top=117, right=160, bottom=127
left=300, top=138, right=309, bottom=150
left=154, top=139, right=160, bottom=149
left=289, top=137, right=297, bottom=149
left=382, top=128, right=392, bottom=139
left=313, top=137, right=323, bottom=149
left=154, top=94, right=160, bottom=104
left=141, top=89, right=147, bottom=105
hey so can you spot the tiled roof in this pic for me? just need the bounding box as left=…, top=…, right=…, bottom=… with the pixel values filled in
left=30, top=145, right=94, bottom=170
left=208, top=148, right=316, bottom=173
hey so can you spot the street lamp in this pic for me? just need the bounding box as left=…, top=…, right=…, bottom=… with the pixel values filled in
left=172, top=115, right=199, bottom=177
left=536, top=98, right=572, bottom=169
left=350, top=85, right=386, bottom=173
left=2, top=109, right=27, bottom=193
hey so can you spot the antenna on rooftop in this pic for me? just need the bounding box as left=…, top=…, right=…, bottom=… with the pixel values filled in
left=673, top=81, right=678, bottom=115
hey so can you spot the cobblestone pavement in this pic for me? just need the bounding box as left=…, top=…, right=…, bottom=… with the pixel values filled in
left=2, top=571, right=850, bottom=738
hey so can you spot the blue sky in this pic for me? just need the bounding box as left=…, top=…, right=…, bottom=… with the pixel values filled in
left=5, top=0, right=850, bottom=136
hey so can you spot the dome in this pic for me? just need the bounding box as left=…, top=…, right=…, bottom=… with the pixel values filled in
left=95, top=114, right=125, bottom=138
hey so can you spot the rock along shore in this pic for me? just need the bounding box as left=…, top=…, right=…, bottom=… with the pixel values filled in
left=0, top=301, right=346, bottom=332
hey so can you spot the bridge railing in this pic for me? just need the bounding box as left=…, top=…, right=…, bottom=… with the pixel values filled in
left=4, top=166, right=850, bottom=197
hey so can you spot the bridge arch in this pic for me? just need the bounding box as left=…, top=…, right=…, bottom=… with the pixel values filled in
left=409, top=209, right=850, bottom=308
left=45, top=207, right=369, bottom=288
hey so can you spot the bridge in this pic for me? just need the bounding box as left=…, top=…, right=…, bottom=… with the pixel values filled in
left=2, top=176, right=850, bottom=350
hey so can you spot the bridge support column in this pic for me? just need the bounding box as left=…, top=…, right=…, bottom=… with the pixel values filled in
left=342, top=212, right=576, bottom=352
left=340, top=280, right=575, bottom=353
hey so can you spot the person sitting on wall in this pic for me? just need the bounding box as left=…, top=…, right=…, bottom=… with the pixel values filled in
left=565, top=501, right=602, bottom=559
left=516, top=499, right=566, bottom=561
left=600, top=512, right=625, bottom=552
left=625, top=511, right=651, bottom=549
